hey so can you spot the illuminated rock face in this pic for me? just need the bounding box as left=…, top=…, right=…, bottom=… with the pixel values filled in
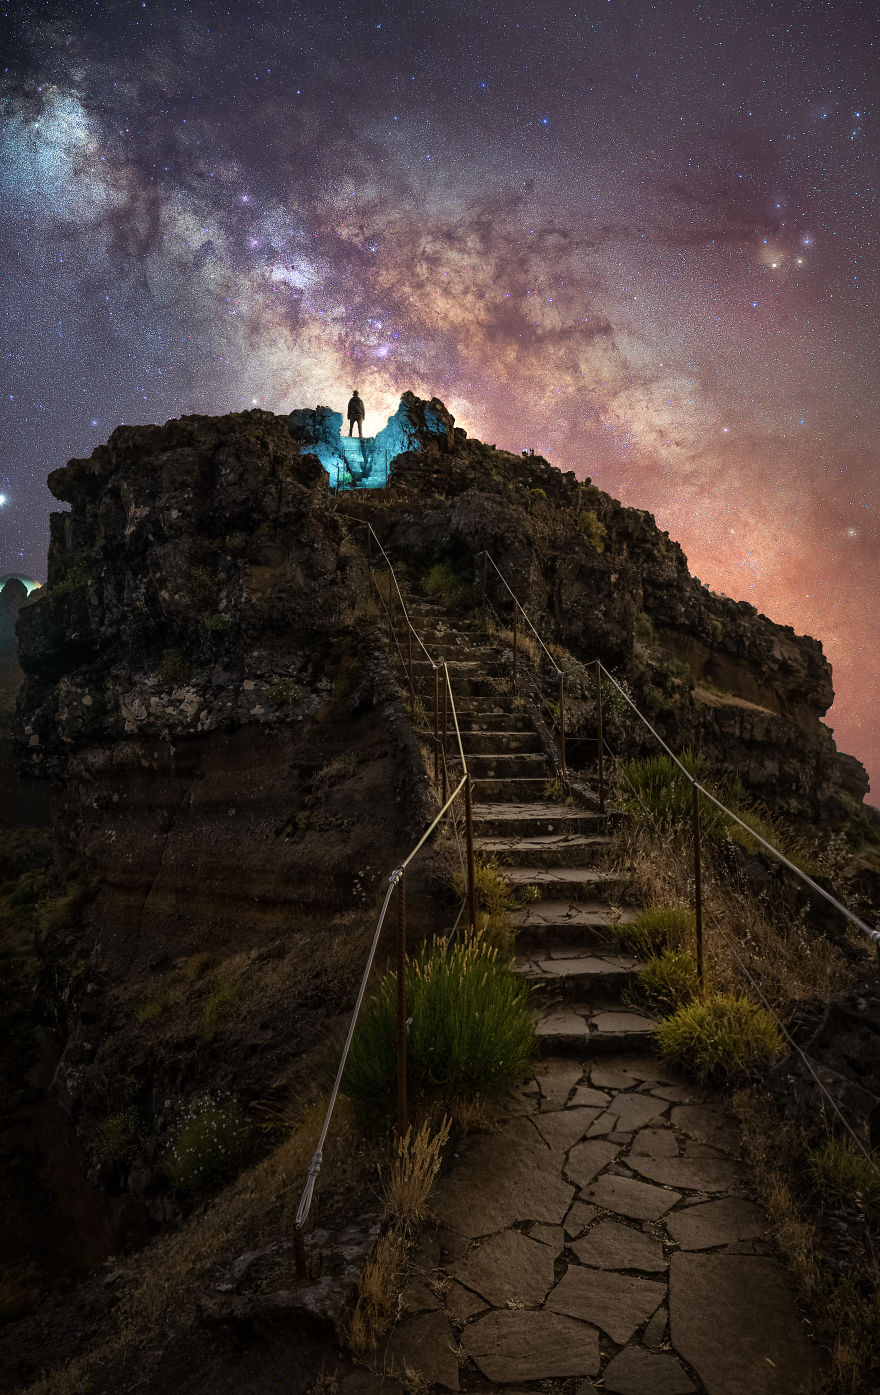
left=287, top=391, right=456, bottom=490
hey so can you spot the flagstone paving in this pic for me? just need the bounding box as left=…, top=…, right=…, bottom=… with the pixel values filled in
left=385, top=590, right=825, bottom=1394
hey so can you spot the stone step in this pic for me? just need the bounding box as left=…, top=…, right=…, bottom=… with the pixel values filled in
left=465, top=753, right=550, bottom=779
left=504, top=865, right=626, bottom=901
left=461, top=731, right=543, bottom=755
left=471, top=776, right=553, bottom=801
left=509, top=899, right=638, bottom=946
left=455, top=710, right=534, bottom=731
left=474, top=832, right=611, bottom=867
left=471, top=802, right=607, bottom=836
left=516, top=946, right=639, bottom=998
left=534, top=1002, right=657, bottom=1055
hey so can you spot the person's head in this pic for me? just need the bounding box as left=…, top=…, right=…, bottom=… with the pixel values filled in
left=352, top=388, right=360, bottom=396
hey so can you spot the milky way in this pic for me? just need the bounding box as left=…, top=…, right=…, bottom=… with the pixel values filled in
left=1, top=0, right=878, bottom=800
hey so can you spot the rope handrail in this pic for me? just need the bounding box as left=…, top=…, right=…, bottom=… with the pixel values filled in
left=595, top=660, right=880, bottom=951
left=481, top=550, right=562, bottom=677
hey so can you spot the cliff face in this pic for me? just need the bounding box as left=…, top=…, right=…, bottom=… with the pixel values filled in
left=350, top=413, right=868, bottom=823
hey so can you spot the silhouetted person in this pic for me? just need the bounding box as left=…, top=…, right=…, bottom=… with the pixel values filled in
left=347, top=390, right=365, bottom=438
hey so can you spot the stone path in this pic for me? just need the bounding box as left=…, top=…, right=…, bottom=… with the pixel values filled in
left=387, top=590, right=824, bottom=1394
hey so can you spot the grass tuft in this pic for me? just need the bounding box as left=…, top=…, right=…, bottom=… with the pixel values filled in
left=635, top=949, right=700, bottom=1011
left=163, top=1094, right=247, bottom=1195
left=422, top=560, right=473, bottom=609
left=655, top=993, right=784, bottom=1082
left=807, top=1136, right=880, bottom=1223
left=343, top=935, right=534, bottom=1115
left=611, top=903, right=694, bottom=956
left=380, top=1117, right=451, bottom=1230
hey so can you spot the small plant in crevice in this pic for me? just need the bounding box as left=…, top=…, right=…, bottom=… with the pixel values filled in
left=163, top=1093, right=248, bottom=1195
left=422, top=559, right=473, bottom=610
left=202, top=612, right=233, bottom=635
left=655, top=993, right=784, bottom=1082
left=198, top=979, right=244, bottom=1041
left=157, top=648, right=192, bottom=687
left=380, top=1117, right=451, bottom=1230
left=269, top=678, right=303, bottom=707
left=96, top=1106, right=143, bottom=1165
left=188, top=564, right=221, bottom=608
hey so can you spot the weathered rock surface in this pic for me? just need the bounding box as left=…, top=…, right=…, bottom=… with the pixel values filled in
left=548, top=1265, right=665, bottom=1343
left=387, top=1309, right=460, bottom=1391
left=463, top=1309, right=600, bottom=1381
left=431, top=1120, right=574, bottom=1236
left=602, top=1345, right=697, bottom=1395
left=669, top=1253, right=824, bottom=1393
left=572, top=1218, right=667, bottom=1271
left=452, top=1228, right=555, bottom=1307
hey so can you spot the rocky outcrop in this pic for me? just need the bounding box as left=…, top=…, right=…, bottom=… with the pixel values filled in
left=0, top=576, right=27, bottom=661
left=349, top=425, right=870, bottom=823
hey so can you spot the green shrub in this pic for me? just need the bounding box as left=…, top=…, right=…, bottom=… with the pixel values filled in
left=611, top=904, right=694, bottom=956
left=576, top=508, right=606, bottom=552
left=422, top=560, right=473, bottom=609
left=269, top=678, right=302, bottom=707
left=158, top=648, right=191, bottom=687
left=96, top=1107, right=142, bottom=1164
left=807, top=1137, right=880, bottom=1222
left=199, top=980, right=244, bottom=1041
left=655, top=993, right=784, bottom=1082
left=202, top=612, right=233, bottom=635
left=164, top=1095, right=247, bottom=1194
left=343, top=936, right=535, bottom=1114
left=188, top=565, right=221, bottom=608
left=49, top=562, right=92, bottom=598
left=635, top=949, right=700, bottom=1011
left=727, top=806, right=820, bottom=876
left=619, top=750, right=729, bottom=835
left=10, top=870, right=50, bottom=914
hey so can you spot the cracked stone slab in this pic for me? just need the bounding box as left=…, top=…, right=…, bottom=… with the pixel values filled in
left=572, top=1218, right=667, bottom=1272
left=643, top=1303, right=668, bottom=1347
left=631, top=1125, right=678, bottom=1156
left=628, top=1155, right=745, bottom=1193
left=431, top=1120, right=574, bottom=1236
left=387, top=1309, right=460, bottom=1391
left=547, top=1266, right=665, bottom=1344
left=444, top=1279, right=487, bottom=1323
left=602, top=1346, right=697, bottom=1395
left=535, top=1057, right=584, bottom=1108
left=565, top=1201, right=598, bottom=1237
left=534, top=1106, right=602, bottom=1152
left=669, top=1253, right=824, bottom=1393
left=462, top=1309, right=600, bottom=1381
left=590, top=1056, right=685, bottom=1089
left=451, top=1228, right=556, bottom=1307
left=670, top=1104, right=741, bottom=1155
left=601, top=1092, right=668, bottom=1133
left=570, top=1085, right=612, bottom=1108
left=591, top=1009, right=657, bottom=1036
left=528, top=1222, right=565, bottom=1250
left=581, top=1173, right=681, bottom=1220
left=566, top=1139, right=620, bottom=1188
left=666, top=1198, right=766, bottom=1250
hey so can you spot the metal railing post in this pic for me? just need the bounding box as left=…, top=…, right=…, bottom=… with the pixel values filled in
left=692, top=782, right=704, bottom=987
left=433, top=664, right=440, bottom=786
left=294, top=1228, right=308, bottom=1280
left=594, top=660, right=605, bottom=814
left=481, top=550, right=488, bottom=621
left=396, top=870, right=408, bottom=1135
left=558, top=671, right=566, bottom=774
left=464, top=773, right=478, bottom=935
left=441, top=679, right=448, bottom=803
left=407, top=622, right=415, bottom=718
left=512, top=600, right=518, bottom=686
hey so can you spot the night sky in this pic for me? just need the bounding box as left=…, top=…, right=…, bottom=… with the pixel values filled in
left=1, top=1, right=878, bottom=799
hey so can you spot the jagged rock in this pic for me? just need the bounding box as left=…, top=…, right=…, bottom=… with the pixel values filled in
left=765, top=980, right=880, bottom=1143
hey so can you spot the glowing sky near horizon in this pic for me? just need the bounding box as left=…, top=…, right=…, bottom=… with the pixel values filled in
left=1, top=0, right=878, bottom=799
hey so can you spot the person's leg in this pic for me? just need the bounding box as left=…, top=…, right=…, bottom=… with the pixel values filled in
left=348, top=420, right=353, bottom=435
left=356, top=419, right=363, bottom=438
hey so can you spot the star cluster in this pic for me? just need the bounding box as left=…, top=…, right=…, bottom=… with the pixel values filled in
left=1, top=0, right=878, bottom=797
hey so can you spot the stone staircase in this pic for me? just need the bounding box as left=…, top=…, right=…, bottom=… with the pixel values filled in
left=400, top=590, right=656, bottom=1056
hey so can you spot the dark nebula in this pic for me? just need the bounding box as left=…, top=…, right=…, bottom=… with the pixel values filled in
left=1, top=0, right=877, bottom=797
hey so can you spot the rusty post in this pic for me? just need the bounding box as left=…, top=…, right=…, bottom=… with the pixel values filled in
left=294, top=1227, right=308, bottom=1280
left=594, top=660, right=605, bottom=814
left=433, top=664, right=440, bottom=786
left=407, top=621, right=414, bottom=718
left=558, top=671, right=566, bottom=774
left=512, top=600, right=518, bottom=686
left=481, top=551, right=488, bottom=622
left=396, top=871, right=408, bottom=1135
left=693, top=782, right=704, bottom=987
left=464, top=773, right=478, bottom=935
left=366, top=525, right=372, bottom=561
left=441, top=677, right=448, bottom=803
